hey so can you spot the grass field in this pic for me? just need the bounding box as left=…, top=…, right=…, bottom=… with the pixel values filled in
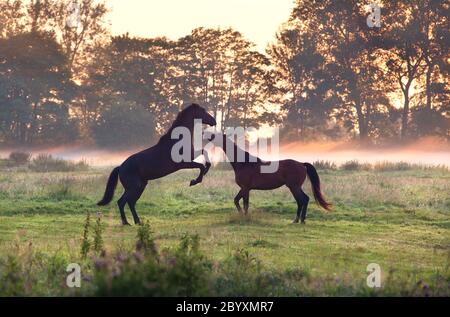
left=0, top=164, right=449, bottom=296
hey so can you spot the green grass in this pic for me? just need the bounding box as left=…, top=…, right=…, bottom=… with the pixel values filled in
left=0, top=167, right=448, bottom=296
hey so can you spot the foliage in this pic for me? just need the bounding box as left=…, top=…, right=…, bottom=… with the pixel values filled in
left=8, top=152, right=31, bottom=166
left=313, top=160, right=338, bottom=170
left=80, top=212, right=91, bottom=259
left=0, top=0, right=448, bottom=146
left=0, top=168, right=448, bottom=296
left=90, top=98, right=156, bottom=148
left=93, top=213, right=104, bottom=254
left=340, top=160, right=372, bottom=171
left=29, top=154, right=89, bottom=172
left=136, top=220, right=157, bottom=255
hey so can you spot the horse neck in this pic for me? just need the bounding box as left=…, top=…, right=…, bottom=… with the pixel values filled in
left=221, top=138, right=261, bottom=169
left=160, top=120, right=194, bottom=144
left=221, top=140, right=244, bottom=169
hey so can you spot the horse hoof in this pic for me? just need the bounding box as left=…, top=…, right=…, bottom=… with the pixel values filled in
left=190, top=180, right=199, bottom=186
left=122, top=222, right=131, bottom=226
left=301, top=221, right=306, bottom=225
left=293, top=219, right=300, bottom=224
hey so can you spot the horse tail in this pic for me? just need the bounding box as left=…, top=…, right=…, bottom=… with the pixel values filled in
left=97, top=167, right=120, bottom=206
left=304, top=163, right=332, bottom=211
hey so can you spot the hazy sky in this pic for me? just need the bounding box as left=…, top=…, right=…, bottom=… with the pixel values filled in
left=106, top=0, right=295, bottom=52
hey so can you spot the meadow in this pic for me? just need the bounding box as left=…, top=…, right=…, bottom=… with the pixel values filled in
left=0, top=157, right=449, bottom=296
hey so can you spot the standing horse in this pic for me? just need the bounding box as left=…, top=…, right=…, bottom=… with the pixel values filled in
left=211, top=134, right=331, bottom=224
left=97, top=104, right=216, bottom=225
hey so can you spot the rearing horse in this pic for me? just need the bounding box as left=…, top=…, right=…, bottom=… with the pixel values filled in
left=97, top=104, right=216, bottom=225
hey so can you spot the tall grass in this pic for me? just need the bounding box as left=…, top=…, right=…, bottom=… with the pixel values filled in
left=311, top=160, right=449, bottom=172
left=29, top=154, right=89, bottom=172
left=313, top=160, right=338, bottom=170
left=373, top=161, right=449, bottom=172
left=340, top=160, right=372, bottom=171
left=0, top=226, right=448, bottom=297
left=8, top=152, right=31, bottom=166
left=46, top=177, right=82, bottom=201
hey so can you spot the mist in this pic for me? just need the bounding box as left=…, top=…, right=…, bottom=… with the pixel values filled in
left=1, top=137, right=448, bottom=167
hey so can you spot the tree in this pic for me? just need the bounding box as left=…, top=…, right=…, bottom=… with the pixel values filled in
left=270, top=0, right=393, bottom=142
left=0, top=32, right=77, bottom=145
left=52, top=0, right=110, bottom=72
left=411, top=0, right=449, bottom=137
left=176, top=28, right=273, bottom=132
left=377, top=1, right=424, bottom=140
left=0, top=0, right=27, bottom=38
left=268, top=29, right=333, bottom=140
left=83, top=35, right=173, bottom=138
left=91, top=97, right=155, bottom=148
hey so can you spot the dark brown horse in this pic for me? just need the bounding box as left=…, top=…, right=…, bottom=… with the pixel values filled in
left=98, top=104, right=216, bottom=225
left=212, top=134, right=331, bottom=224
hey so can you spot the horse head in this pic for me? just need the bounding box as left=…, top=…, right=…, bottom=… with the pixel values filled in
left=188, top=104, right=216, bottom=127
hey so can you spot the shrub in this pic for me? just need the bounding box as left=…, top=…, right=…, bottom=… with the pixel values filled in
left=0, top=255, right=26, bottom=296
left=136, top=220, right=157, bottom=255
left=373, top=161, right=449, bottom=172
left=373, top=161, right=412, bottom=172
left=1, top=234, right=449, bottom=296
left=92, top=233, right=213, bottom=296
left=29, top=154, right=89, bottom=172
left=0, top=159, right=9, bottom=169
left=80, top=212, right=91, bottom=259
left=47, top=177, right=80, bottom=201
left=8, top=151, right=31, bottom=166
left=93, top=213, right=104, bottom=254
left=313, top=160, right=337, bottom=170
left=340, top=160, right=372, bottom=171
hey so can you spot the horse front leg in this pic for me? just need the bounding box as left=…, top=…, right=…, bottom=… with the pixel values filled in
left=201, top=150, right=211, bottom=176
left=192, top=149, right=211, bottom=177
left=179, top=162, right=206, bottom=186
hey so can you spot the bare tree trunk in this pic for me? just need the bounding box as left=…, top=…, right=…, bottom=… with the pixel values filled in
left=401, top=89, right=410, bottom=140
left=425, top=62, right=433, bottom=111
left=355, top=103, right=367, bottom=142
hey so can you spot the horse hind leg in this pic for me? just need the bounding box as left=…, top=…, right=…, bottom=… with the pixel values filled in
left=299, top=190, right=310, bottom=224
left=234, top=190, right=244, bottom=213
left=288, top=185, right=304, bottom=224
left=117, top=193, right=130, bottom=226
left=243, top=190, right=250, bottom=214
left=127, top=182, right=147, bottom=225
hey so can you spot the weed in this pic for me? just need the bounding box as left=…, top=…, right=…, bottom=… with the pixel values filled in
left=81, top=212, right=91, bottom=259
left=93, top=213, right=104, bottom=254
left=9, top=152, right=31, bottom=166
left=29, top=154, right=89, bottom=172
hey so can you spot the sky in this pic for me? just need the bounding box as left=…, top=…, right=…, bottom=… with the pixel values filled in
left=106, top=0, right=295, bottom=52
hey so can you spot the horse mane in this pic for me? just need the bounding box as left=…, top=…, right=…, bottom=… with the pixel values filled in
left=168, top=104, right=199, bottom=130
left=222, top=135, right=263, bottom=165
left=159, top=104, right=200, bottom=141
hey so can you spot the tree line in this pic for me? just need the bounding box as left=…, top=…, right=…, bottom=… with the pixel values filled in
left=0, top=0, right=448, bottom=148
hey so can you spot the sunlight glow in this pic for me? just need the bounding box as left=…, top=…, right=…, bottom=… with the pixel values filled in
left=106, top=0, right=295, bottom=52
